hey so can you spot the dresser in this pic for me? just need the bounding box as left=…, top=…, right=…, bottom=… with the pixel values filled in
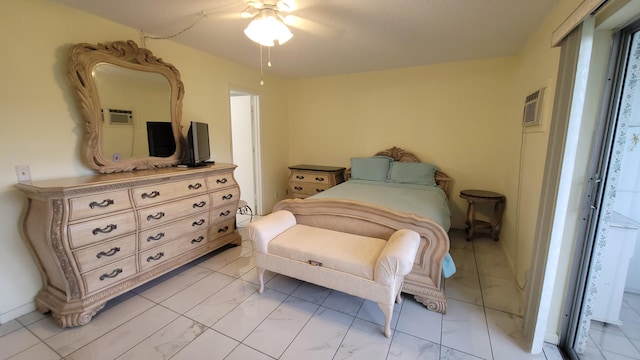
left=288, top=164, right=346, bottom=199
left=16, top=164, right=241, bottom=327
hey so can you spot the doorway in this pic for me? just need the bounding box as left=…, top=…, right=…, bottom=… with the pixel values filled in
left=564, top=19, right=640, bottom=359
left=229, top=90, right=262, bottom=224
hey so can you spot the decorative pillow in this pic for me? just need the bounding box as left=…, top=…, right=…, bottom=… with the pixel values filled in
left=387, top=162, right=438, bottom=186
left=350, top=156, right=393, bottom=181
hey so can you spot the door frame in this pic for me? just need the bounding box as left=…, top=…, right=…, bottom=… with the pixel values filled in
left=229, top=88, right=263, bottom=216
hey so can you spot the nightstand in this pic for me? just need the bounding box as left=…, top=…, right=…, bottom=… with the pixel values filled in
left=288, top=164, right=346, bottom=199
left=459, top=189, right=505, bottom=241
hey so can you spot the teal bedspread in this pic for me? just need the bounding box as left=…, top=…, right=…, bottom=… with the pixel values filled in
left=310, top=180, right=456, bottom=277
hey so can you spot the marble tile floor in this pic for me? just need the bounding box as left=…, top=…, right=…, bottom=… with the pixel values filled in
left=578, top=293, right=640, bottom=359
left=0, top=217, right=564, bottom=360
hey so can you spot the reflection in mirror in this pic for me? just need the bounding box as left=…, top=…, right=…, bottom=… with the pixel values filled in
left=93, top=63, right=174, bottom=161
left=67, top=40, right=184, bottom=173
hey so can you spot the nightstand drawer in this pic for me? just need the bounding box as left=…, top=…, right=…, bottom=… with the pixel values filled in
left=288, top=165, right=345, bottom=199
left=290, top=181, right=331, bottom=196
left=290, top=170, right=332, bottom=184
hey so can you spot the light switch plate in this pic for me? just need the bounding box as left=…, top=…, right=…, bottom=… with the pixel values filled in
left=15, top=165, right=31, bottom=182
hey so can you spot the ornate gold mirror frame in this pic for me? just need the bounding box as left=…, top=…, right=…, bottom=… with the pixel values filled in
left=68, top=40, right=184, bottom=173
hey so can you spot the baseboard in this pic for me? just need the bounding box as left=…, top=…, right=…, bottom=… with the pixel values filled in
left=544, top=331, right=560, bottom=344
left=0, top=301, right=35, bottom=325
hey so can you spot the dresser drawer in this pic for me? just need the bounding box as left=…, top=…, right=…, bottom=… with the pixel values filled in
left=139, top=213, right=210, bottom=251
left=73, top=235, right=136, bottom=273
left=69, top=190, right=132, bottom=220
left=68, top=211, right=136, bottom=249
left=138, top=194, right=210, bottom=229
left=83, top=256, right=136, bottom=294
left=210, top=219, right=236, bottom=241
left=132, top=178, right=207, bottom=206
left=211, top=204, right=237, bottom=225
left=210, top=187, right=240, bottom=208
left=206, top=173, right=237, bottom=191
left=139, top=229, right=209, bottom=271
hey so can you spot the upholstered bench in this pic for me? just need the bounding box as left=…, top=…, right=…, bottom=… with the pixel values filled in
left=247, top=210, right=420, bottom=337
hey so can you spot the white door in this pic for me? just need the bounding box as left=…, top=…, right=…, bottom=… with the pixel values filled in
left=230, top=91, right=261, bottom=219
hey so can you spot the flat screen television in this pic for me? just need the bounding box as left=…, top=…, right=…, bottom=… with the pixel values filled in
left=183, top=121, right=211, bottom=167
left=146, top=121, right=176, bottom=157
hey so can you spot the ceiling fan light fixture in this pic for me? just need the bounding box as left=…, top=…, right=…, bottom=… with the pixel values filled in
left=243, top=8, right=293, bottom=47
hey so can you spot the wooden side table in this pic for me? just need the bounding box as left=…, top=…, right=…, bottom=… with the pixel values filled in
left=288, top=165, right=346, bottom=199
left=459, top=189, right=505, bottom=241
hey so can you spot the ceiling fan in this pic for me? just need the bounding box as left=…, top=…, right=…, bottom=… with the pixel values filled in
left=240, top=1, right=295, bottom=46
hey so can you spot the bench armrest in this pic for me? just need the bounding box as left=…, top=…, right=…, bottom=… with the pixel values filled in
left=374, top=229, right=420, bottom=285
left=247, top=210, right=297, bottom=254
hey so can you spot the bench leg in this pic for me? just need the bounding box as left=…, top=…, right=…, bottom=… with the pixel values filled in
left=377, top=303, right=393, bottom=338
left=257, top=267, right=265, bottom=293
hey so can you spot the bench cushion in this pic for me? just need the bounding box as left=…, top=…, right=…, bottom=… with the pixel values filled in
left=268, top=224, right=387, bottom=280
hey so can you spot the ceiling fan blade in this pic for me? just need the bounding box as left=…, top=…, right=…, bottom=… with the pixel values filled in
left=284, top=14, right=342, bottom=38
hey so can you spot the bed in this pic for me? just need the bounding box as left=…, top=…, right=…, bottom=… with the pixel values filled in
left=273, top=147, right=454, bottom=313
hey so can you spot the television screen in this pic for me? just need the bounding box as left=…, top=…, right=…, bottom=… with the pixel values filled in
left=146, top=122, right=176, bottom=157
left=185, top=121, right=211, bottom=166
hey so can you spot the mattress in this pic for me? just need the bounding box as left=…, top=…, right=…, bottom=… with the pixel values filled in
left=310, top=179, right=456, bottom=277
left=310, top=180, right=451, bottom=231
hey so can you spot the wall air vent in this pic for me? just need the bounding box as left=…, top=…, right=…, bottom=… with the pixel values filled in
left=105, top=108, right=134, bottom=125
left=522, top=88, right=545, bottom=127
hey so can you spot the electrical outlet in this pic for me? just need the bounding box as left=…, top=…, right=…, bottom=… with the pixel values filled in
left=15, top=165, right=31, bottom=182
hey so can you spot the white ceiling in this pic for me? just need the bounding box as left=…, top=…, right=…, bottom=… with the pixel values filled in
left=54, top=0, right=560, bottom=79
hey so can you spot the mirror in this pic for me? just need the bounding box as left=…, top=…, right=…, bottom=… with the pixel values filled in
left=67, top=40, right=184, bottom=173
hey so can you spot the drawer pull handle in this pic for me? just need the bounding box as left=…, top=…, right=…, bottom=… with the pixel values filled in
left=316, top=189, right=324, bottom=193
left=296, top=175, right=305, bottom=180
left=193, top=201, right=207, bottom=208
left=147, top=212, right=165, bottom=221
left=315, top=177, right=325, bottom=181
left=191, top=236, right=205, bottom=244
left=92, top=224, right=117, bottom=235
left=147, top=232, right=165, bottom=242
left=96, top=247, right=120, bottom=259
left=146, top=252, right=165, bottom=262
left=294, top=186, right=303, bottom=191
left=222, top=194, right=233, bottom=200
left=89, top=199, right=114, bottom=209
left=141, top=190, right=160, bottom=199
left=192, top=219, right=206, bottom=226
left=218, top=226, right=230, bottom=233
left=188, top=183, right=202, bottom=190
left=99, top=268, right=122, bottom=281
left=216, top=178, right=228, bottom=184
left=220, top=210, right=231, bottom=217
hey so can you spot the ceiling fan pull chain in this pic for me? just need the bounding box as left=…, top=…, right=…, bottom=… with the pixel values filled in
left=260, top=45, right=265, bottom=85
left=268, top=46, right=272, bottom=67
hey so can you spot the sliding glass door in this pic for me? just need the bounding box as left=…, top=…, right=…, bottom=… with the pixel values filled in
left=564, top=19, right=640, bottom=360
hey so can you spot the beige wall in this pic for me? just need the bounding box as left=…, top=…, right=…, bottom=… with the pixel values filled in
left=288, top=58, right=518, bottom=229
left=0, top=0, right=289, bottom=321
